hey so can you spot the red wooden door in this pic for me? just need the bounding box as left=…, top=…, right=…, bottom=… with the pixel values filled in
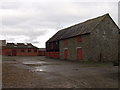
left=64, top=49, right=68, bottom=59
left=12, top=49, right=16, bottom=56
left=77, top=48, right=82, bottom=61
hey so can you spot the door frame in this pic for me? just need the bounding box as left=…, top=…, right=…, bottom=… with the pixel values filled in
left=64, top=48, right=68, bottom=60
left=76, top=47, right=82, bottom=61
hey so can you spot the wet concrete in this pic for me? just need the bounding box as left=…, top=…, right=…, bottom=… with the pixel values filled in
left=2, top=56, right=118, bottom=88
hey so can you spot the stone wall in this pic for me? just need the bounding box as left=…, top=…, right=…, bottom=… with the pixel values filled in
left=89, top=15, right=119, bottom=62
left=59, top=34, right=91, bottom=61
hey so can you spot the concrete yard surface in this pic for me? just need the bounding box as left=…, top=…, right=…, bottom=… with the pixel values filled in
left=2, top=56, right=118, bottom=88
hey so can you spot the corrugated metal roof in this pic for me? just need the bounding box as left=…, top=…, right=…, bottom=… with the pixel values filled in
left=48, top=14, right=108, bottom=42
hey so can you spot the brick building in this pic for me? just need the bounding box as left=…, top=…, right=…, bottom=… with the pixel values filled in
left=46, top=14, right=120, bottom=62
left=0, top=40, right=46, bottom=56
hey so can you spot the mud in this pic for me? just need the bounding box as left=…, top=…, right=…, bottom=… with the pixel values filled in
left=2, top=56, right=118, bottom=88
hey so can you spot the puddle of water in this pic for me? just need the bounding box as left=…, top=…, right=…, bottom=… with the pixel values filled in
left=31, top=67, right=45, bottom=72
left=22, top=61, right=47, bottom=65
left=35, top=68, right=44, bottom=72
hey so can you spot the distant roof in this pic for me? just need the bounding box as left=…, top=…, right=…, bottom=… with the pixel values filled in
left=38, top=48, right=46, bottom=51
left=47, top=13, right=111, bottom=42
left=6, top=43, right=38, bottom=49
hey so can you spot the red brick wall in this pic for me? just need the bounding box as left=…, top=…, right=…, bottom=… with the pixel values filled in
left=38, top=51, right=46, bottom=56
left=3, top=48, right=12, bottom=56
left=3, top=48, right=38, bottom=56
left=2, top=47, right=47, bottom=56
left=46, top=52, right=59, bottom=58
left=16, top=48, right=38, bottom=56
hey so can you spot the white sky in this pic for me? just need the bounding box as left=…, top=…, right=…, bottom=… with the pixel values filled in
left=0, top=0, right=119, bottom=48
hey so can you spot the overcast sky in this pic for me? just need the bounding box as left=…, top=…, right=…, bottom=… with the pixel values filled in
left=0, top=0, right=119, bottom=48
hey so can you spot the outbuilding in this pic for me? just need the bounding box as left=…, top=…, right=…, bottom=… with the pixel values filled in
left=5, top=43, right=39, bottom=56
left=46, top=13, right=119, bottom=62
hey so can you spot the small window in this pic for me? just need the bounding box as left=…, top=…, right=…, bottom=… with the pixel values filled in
left=28, top=49, right=31, bottom=52
left=64, top=39, right=68, bottom=45
left=21, top=49, right=24, bottom=53
left=34, top=49, right=37, bottom=52
left=76, top=36, right=82, bottom=42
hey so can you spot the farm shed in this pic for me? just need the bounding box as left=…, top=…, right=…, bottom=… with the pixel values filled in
left=1, top=41, right=39, bottom=56
left=46, top=13, right=120, bottom=62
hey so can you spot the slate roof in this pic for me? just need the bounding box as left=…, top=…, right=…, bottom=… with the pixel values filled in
left=6, top=43, right=38, bottom=49
left=47, top=14, right=109, bottom=42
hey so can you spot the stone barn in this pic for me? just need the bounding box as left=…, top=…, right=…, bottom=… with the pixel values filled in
left=46, top=13, right=119, bottom=62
